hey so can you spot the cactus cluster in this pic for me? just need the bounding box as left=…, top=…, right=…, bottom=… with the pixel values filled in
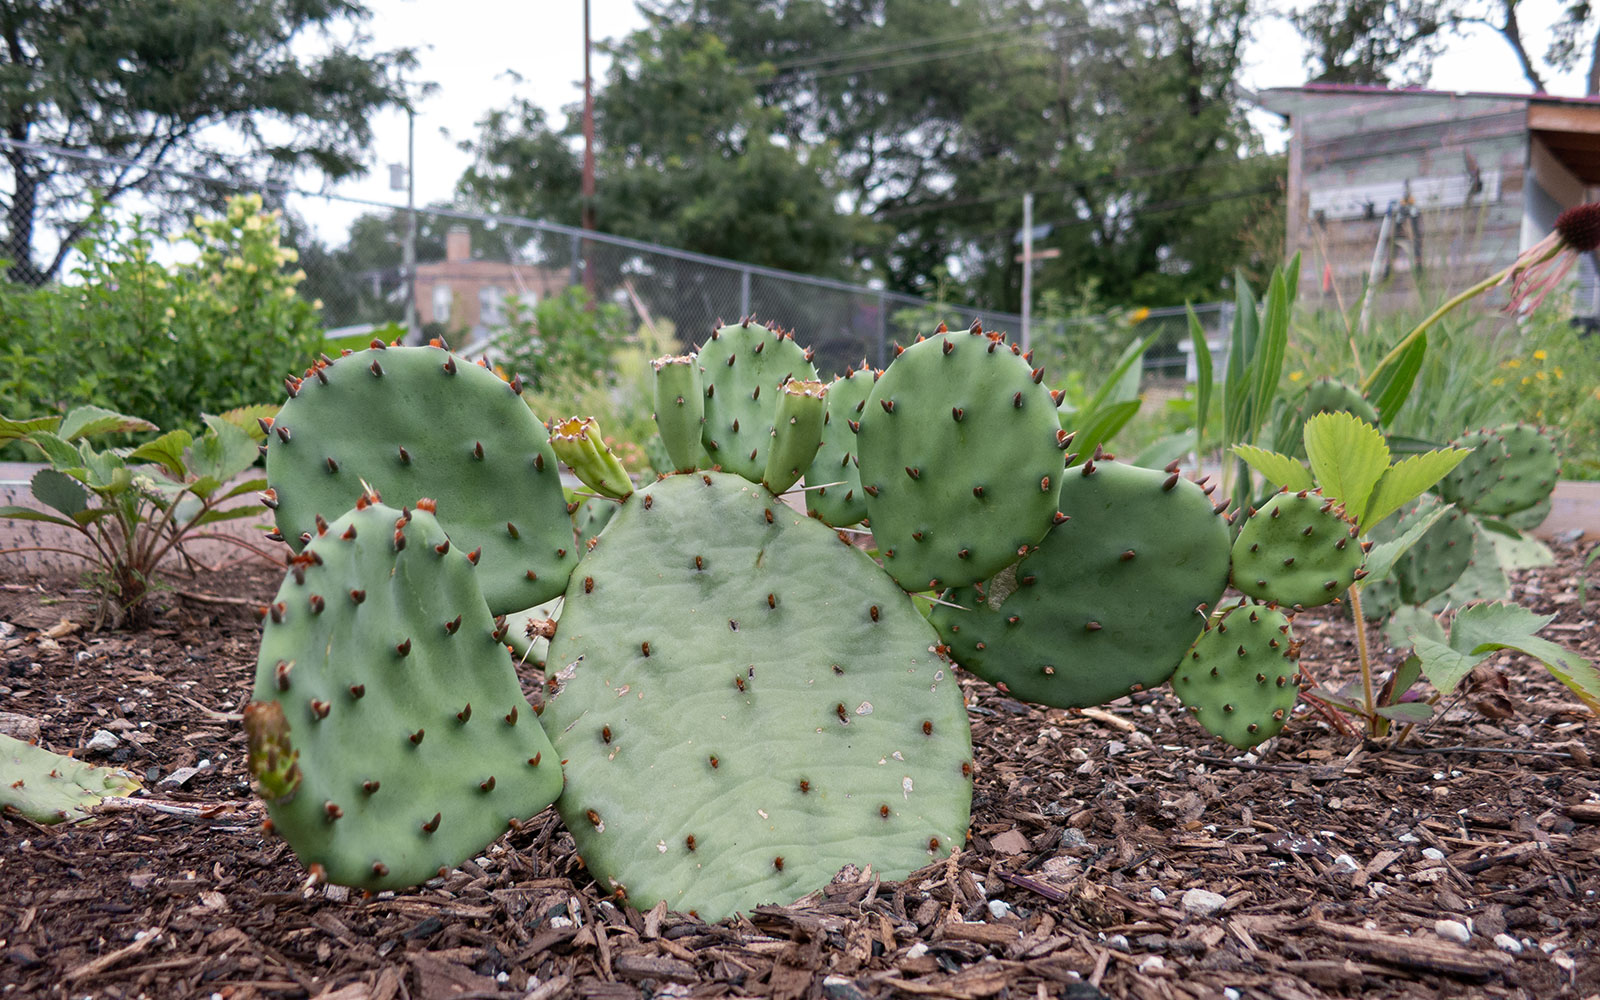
left=1437, top=423, right=1560, bottom=519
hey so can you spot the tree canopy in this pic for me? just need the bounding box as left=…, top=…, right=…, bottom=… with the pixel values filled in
left=0, top=0, right=414, bottom=284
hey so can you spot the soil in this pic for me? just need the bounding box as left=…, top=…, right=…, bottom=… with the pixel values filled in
left=0, top=542, right=1596, bottom=1000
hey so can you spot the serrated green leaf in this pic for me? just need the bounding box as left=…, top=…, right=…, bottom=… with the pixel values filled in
left=0, top=506, right=81, bottom=528
left=190, top=417, right=259, bottom=485
left=79, top=448, right=128, bottom=492
left=1374, top=702, right=1433, bottom=723
left=30, top=468, right=88, bottom=518
left=218, top=477, right=269, bottom=502
left=1360, top=449, right=1469, bottom=531
left=1449, top=603, right=1598, bottom=714
left=1304, top=411, right=1389, bottom=517
left=210, top=403, right=279, bottom=443
left=1412, top=635, right=1481, bottom=697
left=1369, top=331, right=1428, bottom=426
left=187, top=475, right=224, bottom=500
left=57, top=405, right=157, bottom=442
left=25, top=432, right=83, bottom=471
left=1390, top=652, right=1427, bottom=699
left=129, top=429, right=194, bottom=480
left=0, top=414, right=61, bottom=443
left=1359, top=503, right=1448, bottom=585
left=1231, top=444, right=1314, bottom=492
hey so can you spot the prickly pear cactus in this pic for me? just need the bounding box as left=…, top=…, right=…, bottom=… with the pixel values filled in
left=1437, top=423, right=1559, bottom=518
left=248, top=495, right=562, bottom=889
left=651, top=355, right=704, bottom=474
left=1172, top=602, right=1300, bottom=749
left=857, top=327, right=1065, bottom=591
left=1393, top=495, right=1474, bottom=607
left=264, top=343, right=575, bottom=615
left=804, top=366, right=877, bottom=528
left=543, top=472, right=973, bottom=921
left=1231, top=490, right=1364, bottom=609
left=699, top=322, right=819, bottom=484
left=928, top=459, right=1230, bottom=708
left=761, top=379, right=827, bottom=495
left=0, top=733, right=140, bottom=823
left=1302, top=377, right=1379, bottom=425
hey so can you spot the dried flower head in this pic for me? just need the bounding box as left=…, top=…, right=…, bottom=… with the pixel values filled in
left=1505, top=201, right=1600, bottom=314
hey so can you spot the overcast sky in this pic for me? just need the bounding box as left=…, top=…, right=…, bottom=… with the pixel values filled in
left=304, top=0, right=1589, bottom=240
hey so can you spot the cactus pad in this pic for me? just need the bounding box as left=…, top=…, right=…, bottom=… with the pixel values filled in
left=543, top=472, right=972, bottom=921
left=1172, top=602, right=1300, bottom=749
left=265, top=344, right=574, bottom=615
left=0, top=734, right=140, bottom=823
left=803, top=367, right=877, bottom=528
left=1437, top=423, right=1559, bottom=518
left=857, top=328, right=1064, bottom=591
left=1231, top=490, right=1364, bottom=608
left=248, top=497, right=562, bottom=890
left=1393, top=495, right=1474, bottom=607
left=928, top=460, right=1230, bottom=707
left=699, top=322, right=818, bottom=484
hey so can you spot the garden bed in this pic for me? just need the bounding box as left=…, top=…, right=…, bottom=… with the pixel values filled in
left=0, top=544, right=1595, bottom=1000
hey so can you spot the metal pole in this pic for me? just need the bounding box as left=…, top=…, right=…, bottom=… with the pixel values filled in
left=1021, top=192, right=1033, bottom=352
left=404, top=107, right=418, bottom=342
left=580, top=0, right=597, bottom=301
left=739, top=268, right=751, bottom=318
left=875, top=292, right=888, bottom=370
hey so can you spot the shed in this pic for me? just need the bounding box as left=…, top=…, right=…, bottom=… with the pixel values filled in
left=1255, top=84, right=1600, bottom=319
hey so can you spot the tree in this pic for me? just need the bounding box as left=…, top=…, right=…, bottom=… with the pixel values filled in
left=1291, top=0, right=1450, bottom=84
left=0, top=0, right=414, bottom=285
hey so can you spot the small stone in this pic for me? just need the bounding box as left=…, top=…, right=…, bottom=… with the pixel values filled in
left=1104, top=934, right=1130, bottom=951
left=1224, top=990, right=1242, bottom=1000
left=822, top=975, right=871, bottom=1000
left=1106, top=740, right=1127, bottom=756
left=1332, top=854, right=1359, bottom=872
left=1137, top=955, right=1165, bottom=974
left=157, top=766, right=203, bottom=790
left=1493, top=933, right=1523, bottom=954
left=1421, top=847, right=1446, bottom=861
left=1149, top=887, right=1167, bottom=902
left=1398, top=832, right=1419, bottom=843
left=1059, top=827, right=1089, bottom=849
left=1434, top=919, right=1471, bottom=944
left=84, top=729, right=120, bottom=753
left=324, top=884, right=349, bottom=902
left=1181, top=888, right=1226, bottom=917
left=0, top=712, right=40, bottom=742
left=987, top=899, right=1013, bottom=920
left=1067, top=747, right=1089, bottom=763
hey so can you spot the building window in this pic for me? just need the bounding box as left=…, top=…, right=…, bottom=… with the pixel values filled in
left=432, top=283, right=452, bottom=324
left=480, top=286, right=505, bottom=327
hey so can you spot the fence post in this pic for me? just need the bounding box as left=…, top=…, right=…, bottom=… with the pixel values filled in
left=875, top=292, right=888, bottom=370
left=569, top=232, right=582, bottom=288
left=739, top=268, right=751, bottom=319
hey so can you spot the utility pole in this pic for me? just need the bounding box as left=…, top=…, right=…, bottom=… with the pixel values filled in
left=581, top=0, right=596, bottom=298
left=1021, top=192, right=1033, bottom=352
left=404, top=105, right=418, bottom=342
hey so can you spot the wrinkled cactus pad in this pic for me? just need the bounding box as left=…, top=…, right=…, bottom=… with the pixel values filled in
left=857, top=327, right=1064, bottom=591
left=265, top=343, right=575, bottom=615
left=544, top=472, right=973, bottom=921
left=929, top=460, right=1230, bottom=708
left=804, top=366, right=878, bottom=528
left=1172, top=602, right=1300, bottom=750
left=248, top=497, right=562, bottom=889
left=1231, top=490, right=1364, bottom=609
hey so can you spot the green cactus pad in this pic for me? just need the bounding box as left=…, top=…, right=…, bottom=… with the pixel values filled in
left=248, top=498, right=562, bottom=890
left=1282, top=378, right=1379, bottom=455
left=857, top=328, right=1064, bottom=591
left=1393, top=495, right=1474, bottom=607
left=1449, top=423, right=1559, bottom=518
left=574, top=496, right=618, bottom=551
left=1231, top=490, right=1364, bottom=608
left=265, top=344, right=575, bottom=615
left=803, top=367, right=877, bottom=528
left=544, top=472, right=973, bottom=921
left=1172, top=602, right=1300, bottom=750
left=762, top=379, right=827, bottom=495
left=652, top=355, right=705, bottom=473
left=699, top=322, right=819, bottom=484
left=0, top=733, right=141, bottom=824
left=1501, top=496, right=1551, bottom=532
left=928, top=460, right=1230, bottom=708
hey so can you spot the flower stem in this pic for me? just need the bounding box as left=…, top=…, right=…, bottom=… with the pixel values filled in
left=1347, top=585, right=1377, bottom=733
left=1359, top=266, right=1512, bottom=395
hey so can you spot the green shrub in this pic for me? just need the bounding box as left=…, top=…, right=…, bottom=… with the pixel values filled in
left=0, top=195, right=322, bottom=439
left=1497, top=311, right=1600, bottom=478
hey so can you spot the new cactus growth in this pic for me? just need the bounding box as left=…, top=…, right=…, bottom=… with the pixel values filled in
left=263, top=342, right=574, bottom=615
left=651, top=355, right=705, bottom=473
left=803, top=367, right=878, bottom=527
left=928, top=459, right=1230, bottom=708
left=542, top=471, right=973, bottom=921
left=247, top=494, right=562, bottom=889
left=699, top=321, right=819, bottom=484
left=551, top=417, right=634, bottom=501
left=1230, top=490, right=1365, bottom=609
left=0, top=734, right=140, bottom=823
left=856, top=326, right=1064, bottom=591
left=761, top=379, right=827, bottom=495
left=1172, top=602, right=1300, bottom=749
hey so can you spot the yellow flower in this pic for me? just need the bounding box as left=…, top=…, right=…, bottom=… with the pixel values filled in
left=1533, top=349, right=1547, bottom=360
left=1535, top=371, right=1547, bottom=381
left=1490, top=376, right=1505, bottom=386
left=1554, top=366, right=1565, bottom=379
left=1288, top=371, right=1305, bottom=383
left=1521, top=376, right=1532, bottom=386
left=1504, top=358, right=1522, bottom=369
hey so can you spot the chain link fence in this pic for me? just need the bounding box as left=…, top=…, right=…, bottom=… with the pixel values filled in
left=3, top=139, right=1229, bottom=382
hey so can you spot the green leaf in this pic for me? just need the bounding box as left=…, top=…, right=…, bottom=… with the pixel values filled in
left=57, top=405, right=157, bottom=442
left=1249, top=268, right=1290, bottom=444
left=218, top=477, right=269, bottom=502
left=1304, top=411, right=1389, bottom=517
left=193, top=505, right=267, bottom=527
left=0, top=414, right=61, bottom=443
left=1412, top=635, right=1481, bottom=697
left=187, top=475, right=225, bottom=500
left=1368, top=330, right=1427, bottom=426
left=1067, top=399, right=1142, bottom=467
left=0, top=506, right=81, bottom=528
left=1389, top=652, right=1427, bottom=699
left=1130, top=431, right=1193, bottom=472
left=1223, top=275, right=1258, bottom=446
left=24, top=432, right=84, bottom=471
left=129, top=429, right=194, bottom=480
left=1187, top=306, right=1213, bottom=462
left=1083, top=330, right=1161, bottom=416
left=210, top=403, right=279, bottom=443
left=1449, top=603, right=1599, bottom=714
left=1360, top=449, right=1468, bottom=531
left=1374, top=702, right=1433, bottom=723
left=1231, top=444, right=1314, bottom=492
left=190, top=417, right=260, bottom=484
left=79, top=447, right=128, bottom=492
left=30, top=468, right=88, bottom=518
left=1359, top=503, right=1447, bottom=586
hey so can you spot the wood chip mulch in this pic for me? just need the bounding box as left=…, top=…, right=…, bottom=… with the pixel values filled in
left=0, top=540, right=1595, bottom=1000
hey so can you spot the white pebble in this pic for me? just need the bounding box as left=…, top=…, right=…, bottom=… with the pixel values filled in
left=1493, top=933, right=1523, bottom=954
left=1398, top=832, right=1419, bottom=843
left=1149, top=887, right=1167, bottom=902
left=1105, top=934, right=1130, bottom=951
left=1106, top=740, right=1127, bottom=756
left=1421, top=847, right=1446, bottom=861
left=1181, top=888, right=1226, bottom=917
left=1224, top=990, right=1242, bottom=1000
left=84, top=729, right=120, bottom=752
left=1137, top=955, right=1165, bottom=974
left=987, top=899, right=1013, bottom=920
left=1332, top=854, right=1359, bottom=872
left=1433, top=919, right=1471, bottom=944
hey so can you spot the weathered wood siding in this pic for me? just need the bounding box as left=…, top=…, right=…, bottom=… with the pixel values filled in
left=1269, top=91, right=1527, bottom=310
